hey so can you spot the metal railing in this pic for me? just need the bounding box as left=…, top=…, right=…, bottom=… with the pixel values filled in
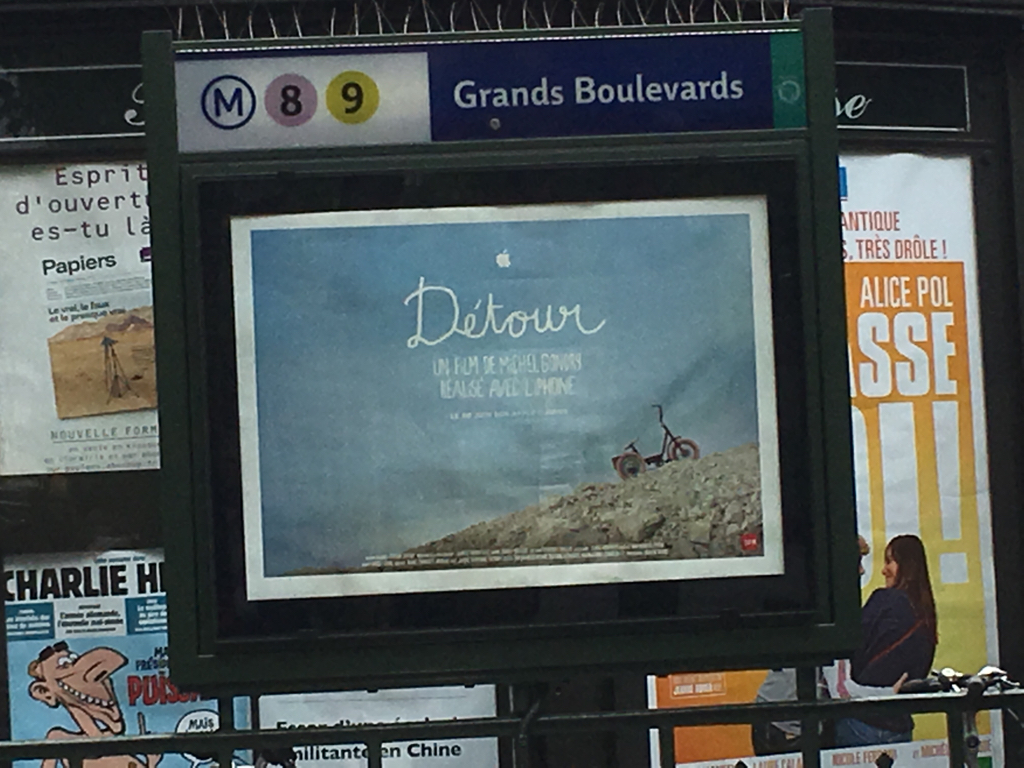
left=156, top=0, right=793, bottom=42
left=0, top=684, right=1021, bottom=768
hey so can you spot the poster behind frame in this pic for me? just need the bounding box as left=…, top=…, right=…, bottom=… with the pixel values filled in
left=229, top=197, right=783, bottom=600
left=648, top=154, right=1001, bottom=767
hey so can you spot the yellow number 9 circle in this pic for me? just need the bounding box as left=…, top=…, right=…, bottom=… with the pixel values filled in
left=326, top=71, right=379, bottom=124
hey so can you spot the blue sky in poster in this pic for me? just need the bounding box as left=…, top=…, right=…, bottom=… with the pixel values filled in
left=249, top=209, right=761, bottom=576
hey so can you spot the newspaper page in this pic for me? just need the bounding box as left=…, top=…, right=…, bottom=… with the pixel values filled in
left=0, top=162, right=159, bottom=475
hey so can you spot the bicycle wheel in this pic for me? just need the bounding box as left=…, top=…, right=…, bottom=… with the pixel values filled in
left=614, top=452, right=646, bottom=479
left=669, top=437, right=700, bottom=460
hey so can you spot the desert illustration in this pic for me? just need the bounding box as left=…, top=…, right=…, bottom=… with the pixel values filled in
left=47, top=305, right=157, bottom=419
left=309, top=442, right=764, bottom=575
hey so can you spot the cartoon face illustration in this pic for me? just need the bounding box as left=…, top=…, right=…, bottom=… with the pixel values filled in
left=28, top=641, right=128, bottom=735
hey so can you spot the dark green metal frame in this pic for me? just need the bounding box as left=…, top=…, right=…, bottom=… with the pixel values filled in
left=143, top=8, right=861, bottom=693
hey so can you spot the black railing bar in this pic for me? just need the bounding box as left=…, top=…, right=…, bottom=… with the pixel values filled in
left=250, top=695, right=261, bottom=730
left=0, top=688, right=1021, bottom=760
left=513, top=693, right=542, bottom=768
left=797, top=666, right=821, bottom=768
left=493, top=693, right=1024, bottom=733
left=366, top=737, right=383, bottom=768
left=947, top=711, right=966, bottom=767
left=658, top=725, right=674, bottom=768
left=0, top=691, right=1017, bottom=759
left=218, top=696, right=236, bottom=768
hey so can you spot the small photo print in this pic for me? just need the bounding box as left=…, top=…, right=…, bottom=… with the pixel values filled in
left=47, top=305, right=157, bottom=419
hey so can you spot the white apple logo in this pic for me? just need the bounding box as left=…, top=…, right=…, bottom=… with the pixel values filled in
left=496, top=250, right=511, bottom=268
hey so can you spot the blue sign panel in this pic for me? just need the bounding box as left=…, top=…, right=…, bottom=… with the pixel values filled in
left=429, top=34, right=774, bottom=141
left=174, top=30, right=805, bottom=151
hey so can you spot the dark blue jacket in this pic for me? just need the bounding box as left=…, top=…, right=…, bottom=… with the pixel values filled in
left=851, top=587, right=936, bottom=734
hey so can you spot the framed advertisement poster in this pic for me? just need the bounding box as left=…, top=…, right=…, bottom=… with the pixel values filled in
left=231, top=198, right=782, bottom=601
left=144, top=12, right=859, bottom=689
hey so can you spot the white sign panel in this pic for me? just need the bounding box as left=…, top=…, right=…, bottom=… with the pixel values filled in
left=0, top=162, right=159, bottom=475
left=260, top=686, right=498, bottom=767
left=175, top=53, right=431, bottom=153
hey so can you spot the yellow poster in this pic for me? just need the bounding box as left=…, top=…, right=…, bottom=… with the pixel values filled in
left=652, top=154, right=999, bottom=767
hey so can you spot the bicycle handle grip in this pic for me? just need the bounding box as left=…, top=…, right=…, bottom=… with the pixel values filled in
left=898, top=678, right=944, bottom=694
left=965, top=675, right=987, bottom=698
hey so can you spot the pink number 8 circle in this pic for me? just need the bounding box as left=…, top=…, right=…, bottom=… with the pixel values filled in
left=265, top=74, right=317, bottom=126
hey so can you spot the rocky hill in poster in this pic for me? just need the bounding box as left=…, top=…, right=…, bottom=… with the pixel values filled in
left=406, top=442, right=763, bottom=562
left=298, top=443, right=765, bottom=576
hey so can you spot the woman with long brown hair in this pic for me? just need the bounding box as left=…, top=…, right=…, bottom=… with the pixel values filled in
left=835, top=534, right=938, bottom=747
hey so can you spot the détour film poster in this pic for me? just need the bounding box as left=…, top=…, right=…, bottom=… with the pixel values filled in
left=649, top=154, right=1000, bottom=767
left=231, top=197, right=783, bottom=600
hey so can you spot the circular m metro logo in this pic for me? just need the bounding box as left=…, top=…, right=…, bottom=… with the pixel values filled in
left=201, top=75, right=257, bottom=129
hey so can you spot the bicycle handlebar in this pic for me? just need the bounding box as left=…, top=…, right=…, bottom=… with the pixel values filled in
left=898, top=667, right=1019, bottom=697
left=899, top=678, right=946, bottom=694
